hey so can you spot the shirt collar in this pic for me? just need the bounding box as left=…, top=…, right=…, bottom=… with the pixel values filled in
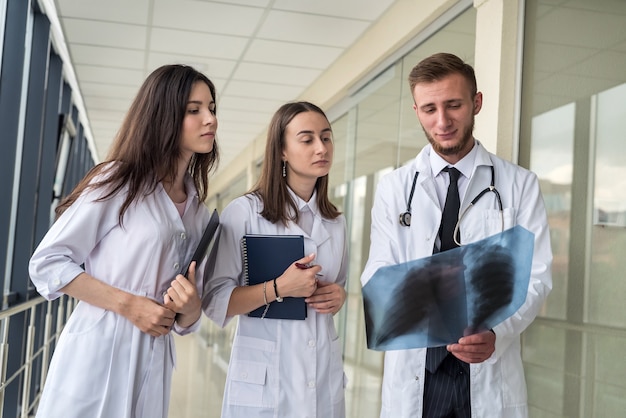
left=287, top=187, right=319, bottom=217
left=429, top=140, right=478, bottom=179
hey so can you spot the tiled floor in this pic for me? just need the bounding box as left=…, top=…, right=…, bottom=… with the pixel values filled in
left=168, top=319, right=383, bottom=418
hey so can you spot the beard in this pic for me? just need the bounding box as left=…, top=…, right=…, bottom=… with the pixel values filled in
left=423, top=117, right=475, bottom=157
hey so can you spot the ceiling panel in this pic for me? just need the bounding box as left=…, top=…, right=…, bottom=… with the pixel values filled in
left=232, top=62, right=321, bottom=86
left=53, top=0, right=402, bottom=173
left=84, top=97, right=133, bottom=111
left=152, top=0, right=266, bottom=36
left=56, top=0, right=151, bottom=24
left=149, top=27, right=249, bottom=59
left=218, top=108, right=273, bottom=125
left=79, top=82, right=139, bottom=100
left=74, top=65, right=145, bottom=86
left=273, top=0, right=396, bottom=20
left=69, top=44, right=145, bottom=69
left=217, top=96, right=285, bottom=113
left=146, top=52, right=236, bottom=78
left=258, top=10, right=370, bottom=47
left=62, top=19, right=148, bottom=49
left=222, top=79, right=304, bottom=101
left=244, top=39, right=343, bottom=69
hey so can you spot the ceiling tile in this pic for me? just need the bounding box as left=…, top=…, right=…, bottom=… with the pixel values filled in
left=152, top=0, right=266, bottom=37
left=273, top=0, right=395, bottom=21
left=257, top=10, right=369, bottom=47
left=193, top=0, right=271, bottom=7
left=79, top=82, right=139, bottom=100
left=233, top=62, right=321, bottom=86
left=217, top=96, right=284, bottom=112
left=146, top=52, right=237, bottom=79
left=218, top=108, right=272, bottom=125
left=83, top=96, right=133, bottom=111
left=219, top=122, right=266, bottom=137
left=74, top=64, right=145, bottom=86
left=68, top=44, right=145, bottom=69
left=62, top=18, right=148, bottom=49
left=56, top=0, right=151, bottom=25
left=223, top=79, right=304, bottom=101
left=87, top=108, right=127, bottom=121
left=88, top=119, right=121, bottom=130
left=149, top=28, right=248, bottom=59
left=51, top=0, right=402, bottom=171
left=244, top=39, right=342, bottom=69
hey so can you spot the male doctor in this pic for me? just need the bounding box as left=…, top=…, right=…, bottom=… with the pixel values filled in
left=360, top=52, right=552, bottom=417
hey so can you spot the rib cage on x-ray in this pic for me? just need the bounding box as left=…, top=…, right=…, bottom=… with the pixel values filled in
left=362, top=226, right=534, bottom=351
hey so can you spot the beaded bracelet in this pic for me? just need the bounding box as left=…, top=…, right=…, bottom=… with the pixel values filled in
left=261, top=281, right=270, bottom=319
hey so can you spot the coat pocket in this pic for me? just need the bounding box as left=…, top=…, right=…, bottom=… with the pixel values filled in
left=228, top=360, right=270, bottom=407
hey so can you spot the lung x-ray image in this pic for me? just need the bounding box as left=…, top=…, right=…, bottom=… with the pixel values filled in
left=362, top=225, right=534, bottom=351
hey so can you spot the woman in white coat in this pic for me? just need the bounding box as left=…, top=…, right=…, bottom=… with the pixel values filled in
left=29, top=64, right=219, bottom=418
left=204, top=101, right=348, bottom=417
left=359, top=53, right=552, bottom=417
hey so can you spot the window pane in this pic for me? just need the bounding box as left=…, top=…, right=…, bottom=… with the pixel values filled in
left=588, top=83, right=626, bottom=327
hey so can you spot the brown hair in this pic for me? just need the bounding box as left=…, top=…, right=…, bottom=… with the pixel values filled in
left=408, top=52, right=477, bottom=97
left=250, top=101, right=340, bottom=225
left=56, top=64, right=220, bottom=224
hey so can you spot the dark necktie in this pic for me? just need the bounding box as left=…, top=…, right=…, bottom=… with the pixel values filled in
left=425, top=167, right=461, bottom=373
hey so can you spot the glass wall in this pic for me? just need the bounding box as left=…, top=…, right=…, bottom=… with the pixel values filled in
left=326, top=6, right=477, bottom=417
left=520, top=0, right=626, bottom=416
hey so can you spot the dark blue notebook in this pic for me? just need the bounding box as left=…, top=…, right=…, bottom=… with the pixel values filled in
left=242, top=234, right=307, bottom=320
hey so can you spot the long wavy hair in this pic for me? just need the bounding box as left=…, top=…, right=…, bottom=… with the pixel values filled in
left=250, top=101, right=340, bottom=225
left=56, top=64, right=220, bottom=224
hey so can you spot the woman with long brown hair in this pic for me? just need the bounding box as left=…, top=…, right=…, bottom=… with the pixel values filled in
left=29, top=64, right=219, bottom=418
left=205, top=101, right=348, bottom=417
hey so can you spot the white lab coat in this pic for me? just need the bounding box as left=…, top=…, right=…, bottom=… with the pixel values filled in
left=360, top=142, right=552, bottom=418
left=29, top=172, right=209, bottom=418
left=204, top=190, right=348, bottom=418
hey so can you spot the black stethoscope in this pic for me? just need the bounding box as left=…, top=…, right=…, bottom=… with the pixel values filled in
left=399, top=165, right=504, bottom=246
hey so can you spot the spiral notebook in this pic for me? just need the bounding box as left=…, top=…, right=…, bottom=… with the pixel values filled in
left=241, top=234, right=307, bottom=320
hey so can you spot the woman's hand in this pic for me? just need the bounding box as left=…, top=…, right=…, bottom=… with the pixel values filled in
left=305, top=281, right=346, bottom=315
left=274, top=254, right=319, bottom=299
left=60, top=272, right=176, bottom=337
left=123, top=296, right=177, bottom=337
left=163, top=261, right=202, bottom=328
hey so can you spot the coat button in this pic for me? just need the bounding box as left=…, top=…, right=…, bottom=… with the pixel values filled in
left=173, top=262, right=180, bottom=270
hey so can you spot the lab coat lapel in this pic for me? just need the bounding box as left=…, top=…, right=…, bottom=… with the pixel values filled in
left=463, top=143, right=494, bottom=212
left=415, top=150, right=440, bottom=210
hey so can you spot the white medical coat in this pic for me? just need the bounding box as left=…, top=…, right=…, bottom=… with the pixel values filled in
left=204, top=191, right=348, bottom=418
left=29, top=173, right=209, bottom=418
left=359, top=142, right=552, bottom=418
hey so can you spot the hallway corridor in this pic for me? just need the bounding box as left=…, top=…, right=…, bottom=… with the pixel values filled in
left=168, top=319, right=382, bottom=418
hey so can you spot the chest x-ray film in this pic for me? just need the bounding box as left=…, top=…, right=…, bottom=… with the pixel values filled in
left=362, top=225, right=534, bottom=351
